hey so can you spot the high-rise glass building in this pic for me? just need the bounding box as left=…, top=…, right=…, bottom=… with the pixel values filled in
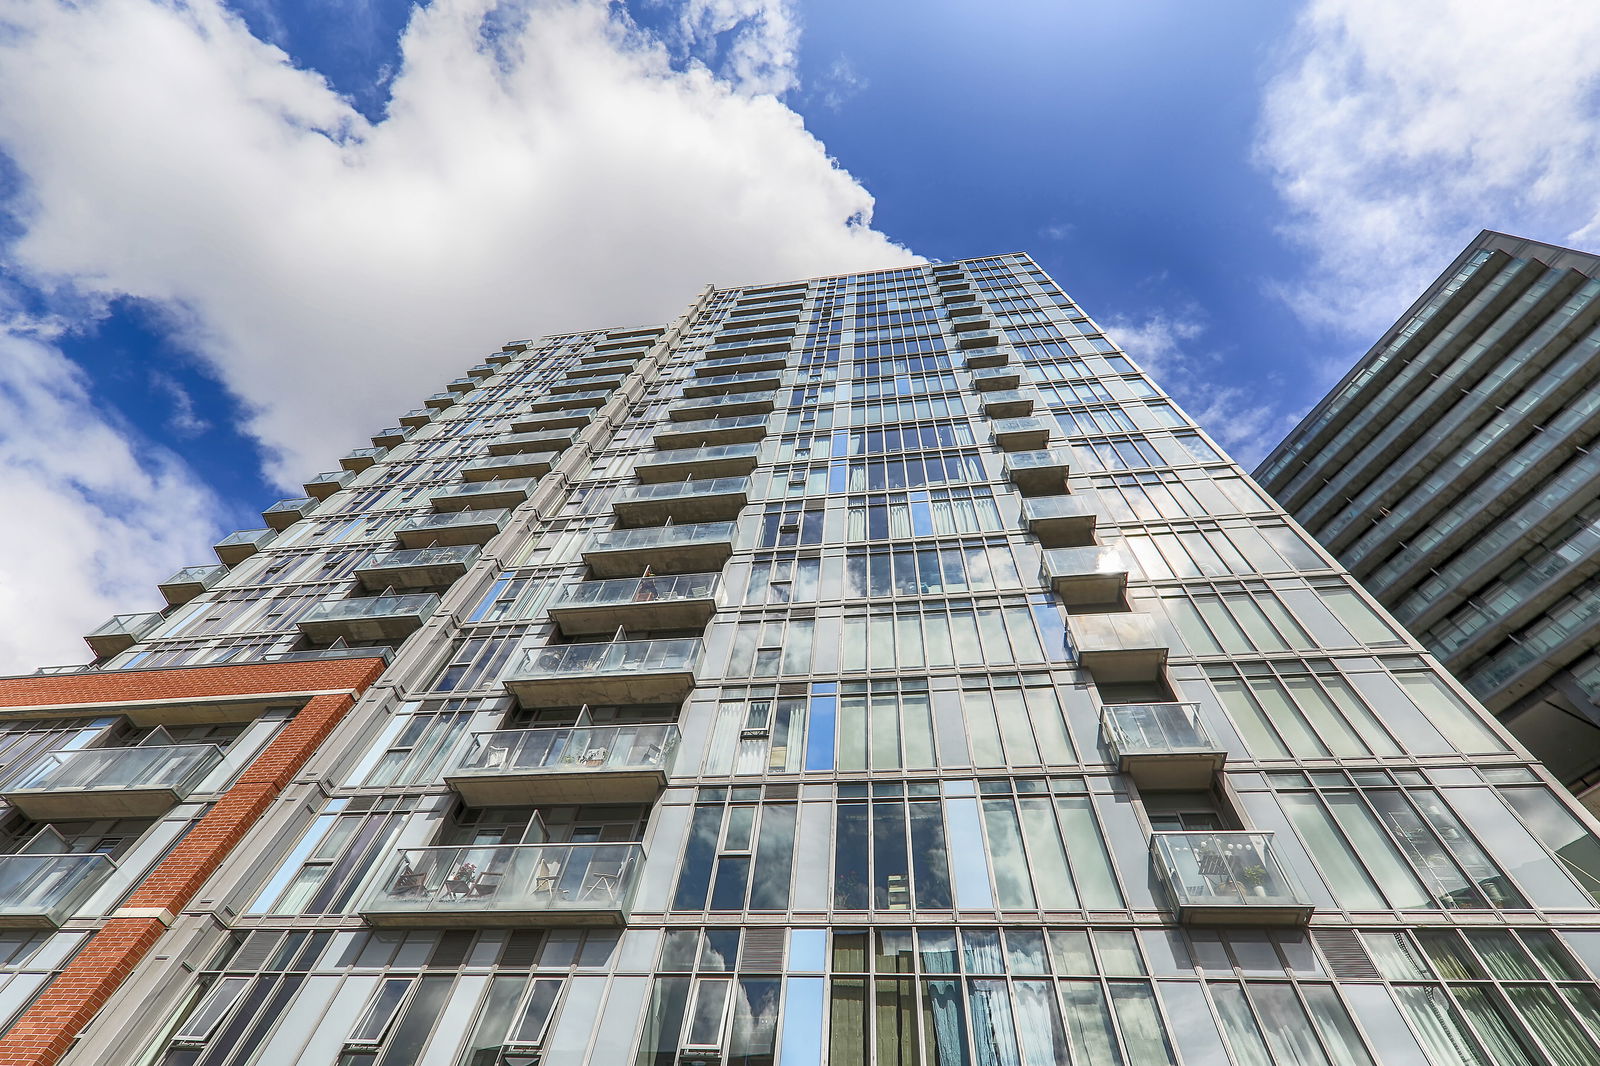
left=3, top=253, right=1600, bottom=1066
left=1255, top=231, right=1600, bottom=809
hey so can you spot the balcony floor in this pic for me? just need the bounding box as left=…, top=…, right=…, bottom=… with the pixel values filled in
left=446, top=768, right=668, bottom=807
left=504, top=669, right=697, bottom=708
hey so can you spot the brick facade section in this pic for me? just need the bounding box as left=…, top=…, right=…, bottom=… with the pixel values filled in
left=0, top=658, right=388, bottom=1066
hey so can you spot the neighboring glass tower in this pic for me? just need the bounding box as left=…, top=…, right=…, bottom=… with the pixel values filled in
left=3, top=253, right=1600, bottom=1066
left=1256, top=231, right=1600, bottom=810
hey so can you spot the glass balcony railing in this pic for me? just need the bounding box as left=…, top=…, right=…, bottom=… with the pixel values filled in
left=1067, top=612, right=1167, bottom=683
left=262, top=496, right=317, bottom=531
left=342, top=446, right=388, bottom=471
left=503, top=638, right=703, bottom=708
left=360, top=843, right=643, bottom=927
left=971, top=367, right=1021, bottom=391
left=548, top=572, right=720, bottom=634
left=1041, top=546, right=1128, bottom=606
left=447, top=723, right=680, bottom=804
left=423, top=392, right=457, bottom=410
left=981, top=391, right=1035, bottom=416
left=1150, top=832, right=1312, bottom=925
left=682, top=370, right=784, bottom=398
left=84, top=612, right=163, bottom=658
left=964, top=346, right=1011, bottom=369
left=214, top=527, right=275, bottom=565
left=991, top=416, right=1052, bottom=451
left=551, top=374, right=623, bottom=394
left=356, top=545, right=479, bottom=591
left=447, top=377, right=479, bottom=394
left=3, top=744, right=223, bottom=819
left=635, top=442, right=761, bottom=483
left=487, top=428, right=579, bottom=456
left=582, top=521, right=736, bottom=577
left=704, top=335, right=790, bottom=355
left=512, top=410, right=595, bottom=434
left=526, top=388, right=611, bottom=412
left=394, top=508, right=510, bottom=547
left=0, top=853, right=116, bottom=929
left=297, top=593, right=439, bottom=643
left=1023, top=496, right=1097, bottom=547
left=958, top=328, right=1002, bottom=349
left=613, top=477, right=749, bottom=525
left=462, top=452, right=558, bottom=482
left=371, top=425, right=413, bottom=448
left=696, top=351, right=789, bottom=376
left=398, top=408, right=434, bottom=428
left=1101, top=703, right=1225, bottom=789
left=431, top=478, right=537, bottom=512
left=303, top=469, right=355, bottom=499
left=159, top=563, right=226, bottom=606
left=668, top=393, right=776, bottom=420
left=653, top=413, right=769, bottom=449
left=1004, top=448, right=1072, bottom=495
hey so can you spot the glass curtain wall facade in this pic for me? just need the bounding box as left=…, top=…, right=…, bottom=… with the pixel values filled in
left=7, top=253, right=1600, bottom=1066
left=1255, top=231, right=1600, bottom=809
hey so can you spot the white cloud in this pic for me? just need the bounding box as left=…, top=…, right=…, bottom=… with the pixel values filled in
left=1257, top=0, right=1600, bottom=338
left=0, top=0, right=915, bottom=491
left=0, top=322, right=224, bottom=672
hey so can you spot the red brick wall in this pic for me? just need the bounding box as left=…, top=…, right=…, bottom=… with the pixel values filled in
left=0, top=657, right=388, bottom=1066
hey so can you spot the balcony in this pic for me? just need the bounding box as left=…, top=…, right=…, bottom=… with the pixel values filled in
left=595, top=327, right=663, bottom=350
left=551, top=374, right=623, bottom=395
left=486, top=351, right=515, bottom=364
left=668, top=393, right=776, bottom=421
left=653, top=413, right=768, bottom=450
left=3, top=744, right=224, bottom=820
left=356, top=546, right=479, bottom=591
left=570, top=358, right=638, bottom=378
left=303, top=470, right=355, bottom=500
left=1005, top=448, right=1072, bottom=496
left=1023, top=496, right=1097, bottom=547
left=964, top=347, right=1011, bottom=370
left=971, top=367, right=1021, bottom=392
left=696, top=352, right=788, bottom=377
left=1101, top=703, right=1226, bottom=789
left=467, top=363, right=496, bottom=379
left=548, top=573, right=719, bottom=635
left=512, top=410, right=594, bottom=433
left=341, top=446, right=388, bottom=472
left=262, top=496, right=317, bottom=532
left=399, top=408, right=434, bottom=428
left=951, top=314, right=992, bottom=332
left=158, top=564, right=226, bottom=607
left=446, top=723, right=680, bottom=805
left=503, top=638, right=702, bottom=708
left=487, top=428, right=579, bottom=456
left=297, top=593, right=439, bottom=644
left=583, top=521, right=736, bottom=577
left=0, top=853, right=116, bottom=929
left=1042, top=547, right=1128, bottom=607
left=1150, top=832, right=1312, bottom=926
left=526, top=388, right=612, bottom=413
left=613, top=478, right=749, bottom=527
left=394, top=509, right=510, bottom=548
left=360, top=842, right=643, bottom=928
left=682, top=370, right=783, bottom=398
left=1068, top=612, right=1167, bottom=683
left=447, top=377, right=479, bottom=394
left=371, top=425, right=413, bottom=448
left=431, top=478, right=537, bottom=513
left=423, top=392, right=457, bottom=410
left=706, top=334, right=790, bottom=355
left=945, top=298, right=982, bottom=318
left=462, top=452, right=557, bottom=482
left=214, top=527, right=274, bottom=565
left=84, top=613, right=163, bottom=658
left=981, top=391, right=1035, bottom=419
left=635, top=443, right=761, bottom=484
left=991, top=417, right=1052, bottom=452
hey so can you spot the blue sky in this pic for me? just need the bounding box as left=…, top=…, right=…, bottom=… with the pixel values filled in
left=0, top=0, right=1598, bottom=670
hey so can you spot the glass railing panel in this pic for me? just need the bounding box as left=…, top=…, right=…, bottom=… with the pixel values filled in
left=1101, top=703, right=1217, bottom=756
left=515, top=638, right=702, bottom=679
left=639, top=443, right=760, bottom=466
left=86, top=613, right=163, bottom=641
left=657, top=414, right=768, bottom=435
left=1021, top=496, right=1093, bottom=521
left=1150, top=832, right=1307, bottom=912
left=361, top=843, right=643, bottom=919
left=398, top=509, right=511, bottom=532
left=6, top=744, right=222, bottom=795
left=587, top=522, right=735, bottom=553
left=551, top=573, right=719, bottom=609
left=1004, top=448, right=1073, bottom=472
left=163, top=565, right=226, bottom=588
left=215, top=528, right=275, bottom=551
left=361, top=546, right=479, bottom=571
left=0, top=854, right=115, bottom=926
left=299, top=593, right=440, bottom=624
left=453, top=724, right=680, bottom=777
left=620, top=478, right=749, bottom=502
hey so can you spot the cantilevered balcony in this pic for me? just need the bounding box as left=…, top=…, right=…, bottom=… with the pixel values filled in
left=583, top=522, right=735, bottom=577
left=398, top=408, right=434, bottom=428
left=446, top=723, right=680, bottom=805
left=696, top=351, right=788, bottom=377
left=356, top=546, right=479, bottom=591
left=653, top=414, right=768, bottom=450
left=512, top=410, right=594, bottom=434
left=668, top=393, right=776, bottom=421
left=1067, top=612, right=1167, bottom=683
left=503, top=638, right=702, bottom=708
left=1101, top=703, right=1226, bottom=789
left=0, top=853, right=115, bottom=929
left=951, top=314, right=992, bottom=332
left=359, top=842, right=643, bottom=928
left=551, top=374, right=623, bottom=395
left=423, top=392, right=457, bottom=411
left=525, top=388, right=611, bottom=413
left=394, top=509, right=510, bottom=548
left=214, top=527, right=274, bottom=566
left=991, top=416, right=1052, bottom=452
left=84, top=613, right=163, bottom=658
left=595, top=326, right=663, bottom=350
left=1150, top=832, right=1311, bottom=926
left=341, top=446, right=388, bottom=472
left=303, top=469, right=355, bottom=500
left=1042, top=547, right=1128, bottom=607
left=486, top=351, right=515, bottom=364
left=612, top=478, right=748, bottom=527
left=297, top=593, right=439, bottom=644
left=431, top=478, right=537, bottom=513
left=635, top=443, right=760, bottom=483
left=158, top=564, right=226, bottom=607
left=447, top=377, right=478, bottom=394
left=3, top=744, right=223, bottom=820
left=1022, top=496, right=1097, bottom=547
left=981, top=391, right=1035, bottom=419
left=971, top=367, right=1021, bottom=392
left=467, top=363, right=496, bottom=378
left=262, top=497, right=317, bottom=531
left=681, top=370, right=783, bottom=398
left=945, top=298, right=982, bottom=319
left=548, top=573, right=719, bottom=635
left=488, top=428, right=579, bottom=456
left=705, top=334, right=790, bottom=356
left=570, top=358, right=638, bottom=378
left=462, top=452, right=557, bottom=482
left=1005, top=448, right=1072, bottom=496
left=371, top=425, right=413, bottom=448
left=964, top=347, right=1011, bottom=370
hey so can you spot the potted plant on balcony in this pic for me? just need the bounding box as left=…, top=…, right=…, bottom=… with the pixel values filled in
left=1240, top=864, right=1269, bottom=896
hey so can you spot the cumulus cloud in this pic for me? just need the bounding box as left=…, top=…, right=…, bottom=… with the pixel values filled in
left=1257, top=0, right=1600, bottom=338
left=0, top=321, right=224, bottom=671
left=0, top=0, right=915, bottom=490
left=0, top=0, right=916, bottom=671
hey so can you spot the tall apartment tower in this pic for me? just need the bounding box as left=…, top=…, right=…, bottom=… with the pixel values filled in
left=2, top=253, right=1600, bottom=1066
left=1255, top=231, right=1600, bottom=808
